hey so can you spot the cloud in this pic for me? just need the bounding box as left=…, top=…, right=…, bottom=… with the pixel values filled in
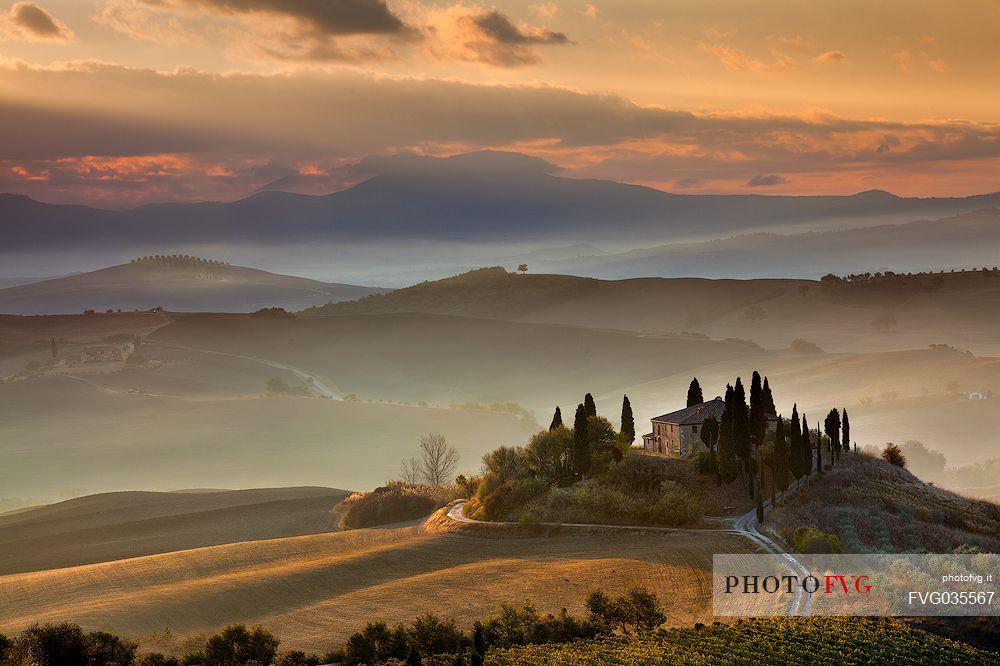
left=0, top=2, right=72, bottom=41
left=3, top=61, right=1000, bottom=202
left=425, top=7, right=572, bottom=67
left=699, top=42, right=797, bottom=73
left=154, top=0, right=411, bottom=36
left=746, top=173, right=789, bottom=187
left=813, top=50, right=846, bottom=63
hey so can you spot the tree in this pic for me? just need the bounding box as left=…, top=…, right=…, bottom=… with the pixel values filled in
left=841, top=408, right=850, bottom=453
left=419, top=434, right=459, bottom=486
left=700, top=414, right=720, bottom=484
left=801, top=414, right=812, bottom=476
left=620, top=395, right=635, bottom=443
left=882, top=442, right=907, bottom=468
left=789, top=404, right=803, bottom=479
left=203, top=624, right=280, bottom=666
left=85, top=631, right=138, bottom=666
left=585, top=585, right=665, bottom=635
left=732, top=378, right=751, bottom=469
left=717, top=384, right=739, bottom=484
left=749, top=371, right=766, bottom=451
left=773, top=416, right=789, bottom=493
left=549, top=406, right=563, bottom=430
left=9, top=623, right=88, bottom=666
left=814, top=420, right=823, bottom=474
left=583, top=393, right=597, bottom=418
left=824, top=409, right=841, bottom=466
left=472, top=621, right=485, bottom=658
left=400, top=457, right=421, bottom=484
left=686, top=378, right=703, bottom=407
left=572, top=403, right=591, bottom=476
left=762, top=377, right=776, bottom=415
left=525, top=427, right=573, bottom=482
left=517, top=263, right=528, bottom=275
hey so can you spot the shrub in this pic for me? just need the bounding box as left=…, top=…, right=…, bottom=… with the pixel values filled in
left=250, top=307, right=295, bottom=319
left=882, top=442, right=907, bottom=468
left=477, top=476, right=548, bottom=521
left=9, top=623, right=89, bottom=666
left=136, top=654, right=181, bottom=666
left=274, top=650, right=322, bottom=665
left=86, top=631, right=138, bottom=666
left=339, top=482, right=455, bottom=529
left=604, top=453, right=695, bottom=495
left=202, top=624, right=279, bottom=666
left=794, top=526, right=843, bottom=554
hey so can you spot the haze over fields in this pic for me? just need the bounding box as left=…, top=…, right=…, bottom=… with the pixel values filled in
left=2, top=0, right=1000, bottom=659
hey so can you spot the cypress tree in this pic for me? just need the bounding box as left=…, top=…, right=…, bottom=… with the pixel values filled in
left=700, top=414, right=720, bottom=483
left=473, top=621, right=485, bottom=658
left=842, top=408, right=851, bottom=453
left=789, top=404, right=802, bottom=479
left=749, top=371, right=767, bottom=452
left=773, top=416, right=789, bottom=492
left=824, top=409, right=841, bottom=466
left=407, top=648, right=423, bottom=666
left=717, top=384, right=738, bottom=484
left=801, top=414, right=812, bottom=476
left=584, top=393, right=597, bottom=418
left=732, top=378, right=751, bottom=469
left=762, top=376, right=776, bottom=415
left=755, top=454, right=765, bottom=523
left=620, top=395, right=635, bottom=442
left=549, top=406, right=563, bottom=430
left=572, top=403, right=591, bottom=476
left=814, top=420, right=823, bottom=474
left=687, top=378, right=704, bottom=407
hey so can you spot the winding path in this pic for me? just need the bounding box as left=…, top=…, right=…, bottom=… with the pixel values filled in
left=446, top=489, right=812, bottom=616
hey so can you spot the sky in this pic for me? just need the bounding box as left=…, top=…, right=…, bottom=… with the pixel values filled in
left=0, top=0, right=999, bottom=205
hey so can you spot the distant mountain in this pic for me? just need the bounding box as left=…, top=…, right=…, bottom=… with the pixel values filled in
left=531, top=208, right=1000, bottom=279
left=3, top=152, right=1000, bottom=253
left=0, top=256, right=389, bottom=315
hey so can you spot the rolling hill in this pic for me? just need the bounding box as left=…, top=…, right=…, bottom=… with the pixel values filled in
left=0, top=487, right=349, bottom=575
left=3, top=152, right=1000, bottom=253
left=0, top=256, right=388, bottom=315
left=0, top=519, right=751, bottom=653
left=304, top=266, right=1000, bottom=355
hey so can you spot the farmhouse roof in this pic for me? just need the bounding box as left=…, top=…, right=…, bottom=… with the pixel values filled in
left=651, top=397, right=726, bottom=425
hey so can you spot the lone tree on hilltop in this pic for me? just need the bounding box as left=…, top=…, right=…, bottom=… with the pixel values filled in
left=517, top=263, right=528, bottom=275
left=620, top=395, right=635, bottom=443
left=686, top=378, right=703, bottom=407
left=418, top=433, right=459, bottom=486
left=549, top=406, right=563, bottom=430
left=882, top=442, right=906, bottom=468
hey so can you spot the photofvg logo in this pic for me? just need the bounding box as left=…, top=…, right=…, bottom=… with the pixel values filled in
left=712, top=554, right=999, bottom=617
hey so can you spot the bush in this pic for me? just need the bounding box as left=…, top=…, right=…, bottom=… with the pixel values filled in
left=250, top=307, right=295, bottom=319
left=882, top=442, right=907, bottom=468
left=86, top=631, right=138, bottom=666
left=202, top=624, right=279, bottom=666
left=794, top=526, right=843, bottom=554
left=136, top=654, right=181, bottom=666
left=339, top=482, right=455, bottom=529
left=476, top=476, right=548, bottom=521
left=604, top=453, right=695, bottom=495
left=274, top=650, right=321, bottom=665
left=9, top=623, right=89, bottom=666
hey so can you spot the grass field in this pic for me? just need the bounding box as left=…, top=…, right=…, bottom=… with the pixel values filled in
left=0, top=487, right=348, bottom=574
left=0, top=523, right=754, bottom=654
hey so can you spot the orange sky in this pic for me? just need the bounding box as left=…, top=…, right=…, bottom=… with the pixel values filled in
left=0, top=0, right=998, bottom=204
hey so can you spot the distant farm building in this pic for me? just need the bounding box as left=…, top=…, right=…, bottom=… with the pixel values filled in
left=968, top=392, right=989, bottom=400
left=642, top=397, right=778, bottom=457
left=76, top=343, right=133, bottom=364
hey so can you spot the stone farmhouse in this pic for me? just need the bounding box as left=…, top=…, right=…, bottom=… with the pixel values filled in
left=642, top=397, right=779, bottom=457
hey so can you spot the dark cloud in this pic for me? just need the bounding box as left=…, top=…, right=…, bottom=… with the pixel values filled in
left=473, top=11, right=569, bottom=46
left=4, top=2, right=71, bottom=40
left=746, top=173, right=789, bottom=187
left=160, top=0, right=410, bottom=35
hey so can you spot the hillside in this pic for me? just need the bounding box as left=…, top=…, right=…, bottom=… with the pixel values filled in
left=304, top=266, right=1000, bottom=355
left=535, top=208, right=1000, bottom=280
left=768, top=454, right=1000, bottom=553
left=0, top=522, right=751, bottom=653
left=4, top=151, right=1000, bottom=254
left=0, top=487, right=349, bottom=575
left=486, top=618, right=997, bottom=665
left=0, top=256, right=388, bottom=315
left=148, top=311, right=762, bottom=408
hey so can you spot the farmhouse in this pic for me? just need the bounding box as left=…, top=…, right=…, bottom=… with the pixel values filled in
left=642, top=397, right=779, bottom=457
